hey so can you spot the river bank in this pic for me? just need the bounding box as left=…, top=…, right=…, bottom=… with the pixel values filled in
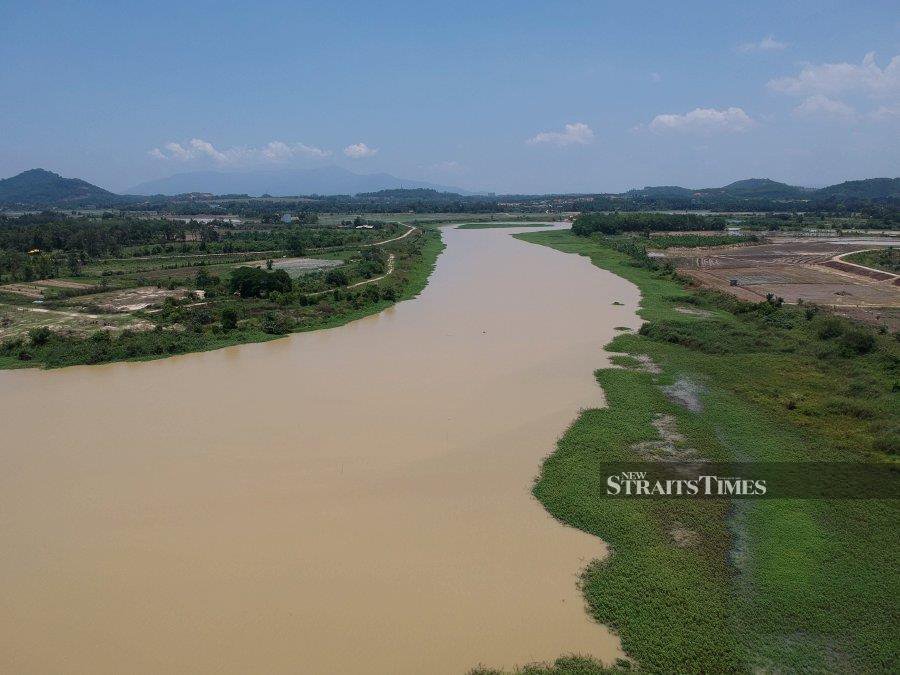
left=0, top=227, right=444, bottom=370
left=499, top=230, right=898, bottom=673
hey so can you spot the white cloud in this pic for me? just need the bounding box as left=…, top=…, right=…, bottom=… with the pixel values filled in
left=343, top=142, right=378, bottom=158
left=526, top=122, right=594, bottom=146
left=148, top=138, right=331, bottom=164
left=793, top=95, right=856, bottom=119
left=648, top=107, right=755, bottom=133
left=188, top=138, right=232, bottom=163
left=767, top=52, right=900, bottom=98
left=737, top=35, right=788, bottom=53
left=260, top=141, right=331, bottom=161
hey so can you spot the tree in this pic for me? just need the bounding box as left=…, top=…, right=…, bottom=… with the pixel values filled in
left=286, top=234, right=305, bottom=256
left=221, top=307, right=238, bottom=330
left=229, top=267, right=292, bottom=297
left=325, top=268, right=349, bottom=287
left=66, top=251, right=82, bottom=275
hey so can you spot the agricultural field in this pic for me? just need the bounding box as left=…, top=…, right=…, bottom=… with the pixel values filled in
left=0, top=212, right=442, bottom=368
left=658, top=235, right=900, bottom=330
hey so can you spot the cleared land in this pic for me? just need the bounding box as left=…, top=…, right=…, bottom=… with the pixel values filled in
left=662, top=236, right=900, bottom=330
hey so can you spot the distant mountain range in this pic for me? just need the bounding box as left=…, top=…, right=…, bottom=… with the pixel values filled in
left=0, top=169, right=897, bottom=208
left=625, top=177, right=899, bottom=203
left=127, top=166, right=474, bottom=197
left=627, top=178, right=815, bottom=200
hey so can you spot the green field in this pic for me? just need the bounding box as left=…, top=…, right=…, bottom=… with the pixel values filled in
left=646, top=233, right=759, bottom=248
left=844, top=247, right=899, bottom=275
left=494, top=230, right=899, bottom=673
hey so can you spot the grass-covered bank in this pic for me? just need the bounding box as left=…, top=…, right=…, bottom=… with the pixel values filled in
left=492, top=230, right=898, bottom=673
left=0, top=228, right=444, bottom=369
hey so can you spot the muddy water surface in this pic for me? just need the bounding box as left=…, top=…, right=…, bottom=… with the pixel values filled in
left=0, top=225, right=641, bottom=674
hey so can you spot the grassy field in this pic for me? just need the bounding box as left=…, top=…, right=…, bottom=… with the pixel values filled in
left=646, top=233, right=759, bottom=249
left=495, top=230, right=898, bottom=674
left=844, top=247, right=899, bottom=274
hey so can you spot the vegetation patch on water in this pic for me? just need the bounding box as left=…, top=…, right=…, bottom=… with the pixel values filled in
left=498, top=229, right=898, bottom=673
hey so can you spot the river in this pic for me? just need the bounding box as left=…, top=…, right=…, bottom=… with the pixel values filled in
left=0, top=224, right=641, bottom=674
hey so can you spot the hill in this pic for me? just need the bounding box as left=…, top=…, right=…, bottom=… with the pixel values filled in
left=814, top=178, right=900, bottom=200
left=128, top=166, right=472, bottom=197
left=0, top=169, right=118, bottom=207
left=697, top=178, right=809, bottom=199
left=626, top=185, right=695, bottom=199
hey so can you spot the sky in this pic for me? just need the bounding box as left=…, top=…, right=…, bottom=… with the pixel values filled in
left=1, top=0, right=898, bottom=194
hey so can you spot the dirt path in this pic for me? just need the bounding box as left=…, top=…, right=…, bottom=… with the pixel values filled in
left=308, top=254, right=396, bottom=297
left=11, top=306, right=103, bottom=319
left=369, top=224, right=415, bottom=246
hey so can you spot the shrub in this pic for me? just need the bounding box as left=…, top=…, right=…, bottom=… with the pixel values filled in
left=816, top=316, right=845, bottom=339
left=325, top=268, right=349, bottom=287
left=839, top=328, right=876, bottom=355
left=229, top=266, right=292, bottom=297
left=28, top=326, right=53, bottom=346
left=261, top=311, right=292, bottom=335
left=221, top=307, right=238, bottom=330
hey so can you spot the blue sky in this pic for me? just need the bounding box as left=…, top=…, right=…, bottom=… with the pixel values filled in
left=1, top=0, right=898, bottom=193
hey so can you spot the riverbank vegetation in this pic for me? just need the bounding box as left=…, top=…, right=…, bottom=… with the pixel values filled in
left=508, top=229, right=898, bottom=673
left=0, top=212, right=443, bottom=368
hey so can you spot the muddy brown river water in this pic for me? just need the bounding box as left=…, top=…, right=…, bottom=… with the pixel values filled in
left=0, top=224, right=641, bottom=674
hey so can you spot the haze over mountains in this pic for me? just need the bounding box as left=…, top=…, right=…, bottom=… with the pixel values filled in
left=0, top=168, right=898, bottom=209
left=127, top=165, right=474, bottom=197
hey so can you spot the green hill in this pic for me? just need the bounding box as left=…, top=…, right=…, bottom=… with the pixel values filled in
left=814, top=177, right=900, bottom=200
left=701, top=178, right=809, bottom=199
left=0, top=169, right=117, bottom=206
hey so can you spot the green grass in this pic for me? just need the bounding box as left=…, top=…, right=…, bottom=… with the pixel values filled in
left=844, top=247, right=899, bottom=275
left=506, top=230, right=899, bottom=674
left=646, top=234, right=758, bottom=249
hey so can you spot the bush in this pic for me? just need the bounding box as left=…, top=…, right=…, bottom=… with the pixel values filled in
left=221, top=308, right=238, bottom=330
left=28, top=326, right=53, bottom=346
left=816, top=316, right=845, bottom=339
left=261, top=311, right=293, bottom=335
left=325, top=268, right=349, bottom=287
left=229, top=266, right=292, bottom=297
left=839, top=328, right=876, bottom=355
